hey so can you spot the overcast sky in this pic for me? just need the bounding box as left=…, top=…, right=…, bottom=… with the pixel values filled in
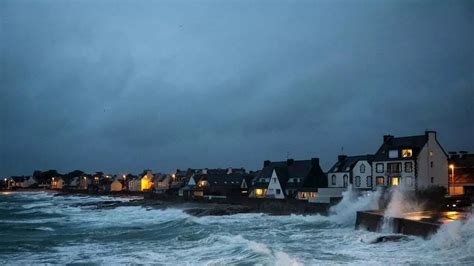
left=1, top=0, right=473, bottom=176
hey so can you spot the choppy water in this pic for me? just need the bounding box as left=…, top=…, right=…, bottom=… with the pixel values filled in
left=0, top=192, right=473, bottom=265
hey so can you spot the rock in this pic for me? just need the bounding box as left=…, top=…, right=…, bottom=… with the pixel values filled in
left=368, top=235, right=410, bottom=244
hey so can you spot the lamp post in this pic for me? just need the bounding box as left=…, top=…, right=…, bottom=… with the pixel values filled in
left=449, top=164, right=455, bottom=195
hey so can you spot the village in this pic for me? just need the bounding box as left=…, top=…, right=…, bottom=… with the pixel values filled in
left=3, top=130, right=473, bottom=214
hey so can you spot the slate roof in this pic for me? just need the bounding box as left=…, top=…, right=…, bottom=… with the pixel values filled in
left=202, top=173, right=247, bottom=187
left=328, top=155, right=374, bottom=173
left=373, top=135, right=427, bottom=161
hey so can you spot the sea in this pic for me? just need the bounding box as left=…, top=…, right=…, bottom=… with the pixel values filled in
left=0, top=191, right=473, bottom=265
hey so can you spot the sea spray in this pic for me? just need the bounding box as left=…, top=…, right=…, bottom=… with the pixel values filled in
left=382, top=184, right=424, bottom=232
left=328, top=185, right=382, bottom=226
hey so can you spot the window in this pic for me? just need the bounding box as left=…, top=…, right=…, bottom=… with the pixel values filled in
left=301, top=192, right=307, bottom=199
left=367, top=176, right=372, bottom=187
left=391, top=177, right=399, bottom=186
left=404, top=162, right=413, bottom=173
left=331, top=175, right=336, bottom=185
left=355, top=176, right=361, bottom=187
left=387, top=163, right=402, bottom=173
left=402, top=149, right=413, bottom=158
left=255, top=188, right=264, bottom=196
left=376, top=163, right=384, bottom=173
left=406, top=176, right=413, bottom=187
left=360, top=164, right=366, bottom=173
left=389, top=150, right=399, bottom=158
left=310, top=192, right=316, bottom=199
left=273, top=178, right=277, bottom=183
left=343, top=175, right=348, bottom=187
left=431, top=177, right=434, bottom=184
left=376, top=176, right=385, bottom=185
left=430, top=162, right=434, bottom=168
left=276, top=189, right=281, bottom=194
left=430, top=151, right=433, bottom=157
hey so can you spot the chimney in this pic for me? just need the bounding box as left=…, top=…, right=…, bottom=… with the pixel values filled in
left=425, top=130, right=437, bottom=140
left=287, top=159, right=295, bottom=166
left=459, top=151, right=468, bottom=159
left=338, top=155, right=347, bottom=162
left=311, top=158, right=320, bottom=166
left=264, top=160, right=271, bottom=167
left=383, top=135, right=394, bottom=143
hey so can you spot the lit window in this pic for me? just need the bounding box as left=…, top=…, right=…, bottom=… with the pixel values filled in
left=391, top=177, right=399, bottom=186
left=310, top=192, right=316, bottom=198
left=389, top=150, right=399, bottom=158
left=376, top=176, right=384, bottom=185
left=255, top=188, right=263, bottom=196
left=402, top=149, right=413, bottom=158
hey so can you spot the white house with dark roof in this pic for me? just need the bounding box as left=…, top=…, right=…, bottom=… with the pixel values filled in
left=327, top=155, right=374, bottom=190
left=371, top=130, right=448, bottom=191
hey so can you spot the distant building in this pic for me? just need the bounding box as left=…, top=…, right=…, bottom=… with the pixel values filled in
left=448, top=152, right=474, bottom=197
left=110, top=178, right=123, bottom=192
left=371, top=131, right=448, bottom=191
left=51, top=177, right=64, bottom=189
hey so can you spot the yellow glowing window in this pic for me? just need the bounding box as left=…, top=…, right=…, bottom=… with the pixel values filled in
left=376, top=176, right=384, bottom=185
left=402, top=149, right=413, bottom=158
left=392, top=177, right=400, bottom=186
left=310, top=192, right=316, bottom=198
left=255, top=188, right=263, bottom=196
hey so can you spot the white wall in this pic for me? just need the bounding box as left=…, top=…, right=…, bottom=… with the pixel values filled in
left=266, top=170, right=285, bottom=199
left=352, top=160, right=372, bottom=189
left=417, top=134, right=448, bottom=189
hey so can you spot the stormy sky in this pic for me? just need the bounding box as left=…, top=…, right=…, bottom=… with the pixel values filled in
left=1, top=0, right=473, bottom=177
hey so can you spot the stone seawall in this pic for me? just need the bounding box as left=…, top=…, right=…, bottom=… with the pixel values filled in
left=355, top=211, right=441, bottom=238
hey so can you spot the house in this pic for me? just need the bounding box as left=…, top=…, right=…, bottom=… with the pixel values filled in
left=79, top=175, right=91, bottom=190
left=153, top=174, right=171, bottom=193
left=448, top=152, right=474, bottom=197
left=178, top=174, right=198, bottom=198
left=8, top=176, right=36, bottom=188
left=140, top=170, right=154, bottom=191
left=327, top=155, right=374, bottom=190
left=194, top=172, right=251, bottom=199
left=371, top=130, right=448, bottom=191
left=110, top=178, right=123, bottom=192
left=127, top=176, right=142, bottom=192
left=250, top=158, right=328, bottom=201
left=51, top=177, right=64, bottom=189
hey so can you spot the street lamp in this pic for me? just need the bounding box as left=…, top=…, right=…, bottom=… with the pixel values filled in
left=449, top=164, right=455, bottom=195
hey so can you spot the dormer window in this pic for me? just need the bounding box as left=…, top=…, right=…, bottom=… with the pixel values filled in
left=402, top=149, right=413, bottom=158
left=389, top=150, right=398, bottom=158
left=360, top=164, right=366, bottom=173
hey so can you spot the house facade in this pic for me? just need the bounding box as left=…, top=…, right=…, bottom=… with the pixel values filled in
left=250, top=158, right=328, bottom=201
left=327, top=155, right=374, bottom=190
left=371, top=131, right=448, bottom=191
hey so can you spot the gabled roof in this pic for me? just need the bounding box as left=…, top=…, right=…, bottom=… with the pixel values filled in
left=199, top=173, right=247, bottom=187
left=328, top=155, right=374, bottom=173
left=373, top=134, right=427, bottom=161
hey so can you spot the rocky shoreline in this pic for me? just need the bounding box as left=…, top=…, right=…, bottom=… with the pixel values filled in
left=6, top=188, right=333, bottom=217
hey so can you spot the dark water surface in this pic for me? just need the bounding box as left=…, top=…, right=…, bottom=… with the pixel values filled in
left=0, top=192, right=472, bottom=265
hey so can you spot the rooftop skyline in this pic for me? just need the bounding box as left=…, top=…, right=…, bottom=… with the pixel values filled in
left=1, top=0, right=473, bottom=176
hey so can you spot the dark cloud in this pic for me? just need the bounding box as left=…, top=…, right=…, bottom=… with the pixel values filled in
left=1, top=0, right=473, bottom=176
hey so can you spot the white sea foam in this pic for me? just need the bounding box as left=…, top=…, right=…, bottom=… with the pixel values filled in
left=328, top=186, right=382, bottom=226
